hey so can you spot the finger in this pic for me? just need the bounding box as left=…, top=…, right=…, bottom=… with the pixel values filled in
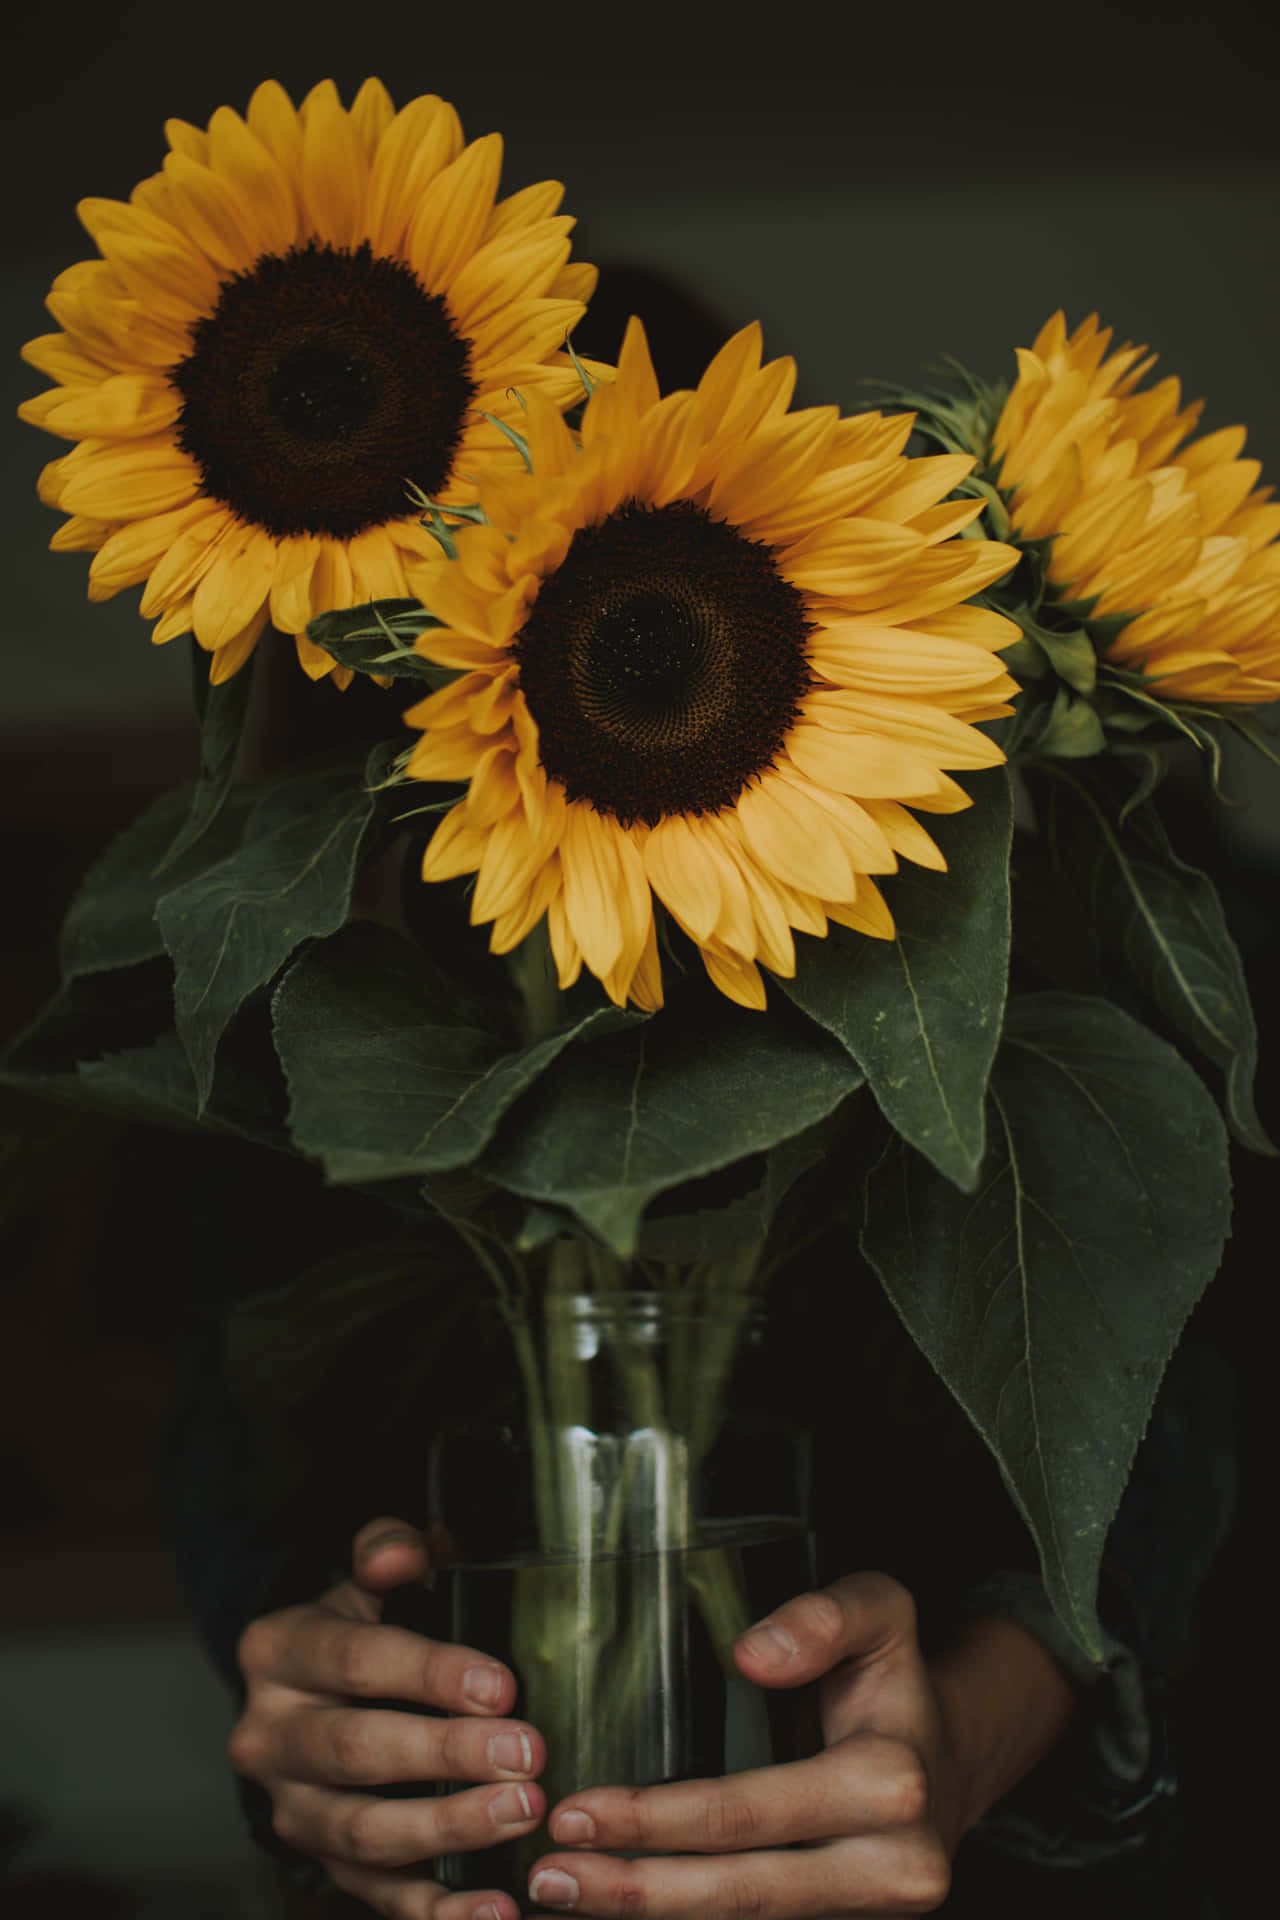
left=527, top=1830, right=950, bottom=1919
left=237, top=1607, right=516, bottom=1716
left=273, top=1776, right=546, bottom=1871
left=546, top=1733, right=927, bottom=1852
left=266, top=1703, right=544, bottom=1789
left=354, top=1516, right=432, bottom=1593
left=734, top=1571, right=918, bottom=1689
left=322, top=1859, right=519, bottom=1920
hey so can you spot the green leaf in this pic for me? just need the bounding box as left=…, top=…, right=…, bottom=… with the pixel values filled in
left=861, top=991, right=1231, bottom=1661
left=779, top=769, right=1012, bottom=1190
left=77, top=1029, right=286, bottom=1148
left=155, top=643, right=256, bottom=871
left=632, top=1113, right=838, bottom=1262
left=479, top=993, right=864, bottom=1257
left=157, top=755, right=383, bottom=1114
left=224, top=1235, right=478, bottom=1425
left=58, top=782, right=257, bottom=981
left=306, top=599, right=455, bottom=684
left=272, top=920, right=641, bottom=1183
left=1073, top=784, right=1273, bottom=1155
left=1, top=961, right=174, bottom=1099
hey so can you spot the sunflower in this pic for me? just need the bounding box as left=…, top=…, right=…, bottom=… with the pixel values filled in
left=19, top=79, right=599, bottom=686
left=993, top=311, right=1280, bottom=705
left=401, top=319, right=1019, bottom=1012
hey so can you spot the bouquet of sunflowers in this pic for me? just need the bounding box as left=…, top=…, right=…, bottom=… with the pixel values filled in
left=9, top=76, right=1274, bottom=1888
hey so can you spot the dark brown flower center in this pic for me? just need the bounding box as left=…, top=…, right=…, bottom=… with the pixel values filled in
left=170, top=240, right=476, bottom=540
left=514, top=501, right=814, bottom=825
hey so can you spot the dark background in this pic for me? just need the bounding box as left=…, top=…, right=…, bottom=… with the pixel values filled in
left=2, top=3, right=1277, bottom=1913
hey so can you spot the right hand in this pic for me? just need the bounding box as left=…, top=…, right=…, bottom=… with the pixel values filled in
left=229, top=1515, right=546, bottom=1920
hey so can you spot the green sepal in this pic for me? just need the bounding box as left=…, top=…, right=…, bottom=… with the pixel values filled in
left=861, top=990, right=1231, bottom=1663
left=780, top=769, right=1012, bottom=1191
left=1009, top=614, right=1097, bottom=695
left=1034, top=685, right=1107, bottom=758
left=306, top=599, right=456, bottom=684
left=477, top=409, right=532, bottom=470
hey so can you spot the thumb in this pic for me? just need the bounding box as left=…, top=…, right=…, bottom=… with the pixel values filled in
left=734, top=1571, right=918, bottom=1688
left=350, top=1515, right=433, bottom=1594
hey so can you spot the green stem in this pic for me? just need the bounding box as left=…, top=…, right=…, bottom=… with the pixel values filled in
left=508, top=916, right=562, bottom=1047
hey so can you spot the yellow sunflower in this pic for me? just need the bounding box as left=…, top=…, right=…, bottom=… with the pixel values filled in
left=401, top=319, right=1019, bottom=1012
left=19, top=78, right=599, bottom=686
left=993, top=311, right=1280, bottom=704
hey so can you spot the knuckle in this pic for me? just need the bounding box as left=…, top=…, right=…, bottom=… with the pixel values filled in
left=621, top=1787, right=655, bottom=1850
left=345, top=1798, right=392, bottom=1865
left=334, top=1626, right=378, bottom=1696
left=270, top=1800, right=303, bottom=1850
left=793, top=1588, right=846, bottom=1649
left=861, top=1572, right=918, bottom=1639
left=397, top=1892, right=440, bottom=1920
left=402, top=1891, right=443, bottom=1920
left=236, top=1615, right=278, bottom=1678
left=331, top=1708, right=376, bottom=1781
left=427, top=1789, right=470, bottom=1854
left=901, top=1835, right=951, bottom=1911
left=438, top=1715, right=471, bottom=1779
left=225, top=1717, right=269, bottom=1780
left=882, top=1752, right=930, bottom=1828
left=713, top=1874, right=767, bottom=1920
left=701, top=1793, right=760, bottom=1851
left=614, top=1875, right=650, bottom=1920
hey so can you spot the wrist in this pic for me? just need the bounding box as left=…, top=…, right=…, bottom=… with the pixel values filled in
left=927, top=1612, right=1079, bottom=1846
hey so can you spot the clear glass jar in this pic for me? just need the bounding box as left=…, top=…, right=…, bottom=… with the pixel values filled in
left=429, top=1288, right=815, bottom=1897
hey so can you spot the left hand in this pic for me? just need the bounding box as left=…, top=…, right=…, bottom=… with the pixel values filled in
left=525, top=1572, right=991, bottom=1917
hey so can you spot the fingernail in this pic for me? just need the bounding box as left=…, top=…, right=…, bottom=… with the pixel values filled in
left=473, top=1905, right=505, bottom=1920
left=464, top=1665, right=506, bottom=1707
left=490, top=1784, right=534, bottom=1827
left=530, top=1869, right=579, bottom=1909
left=551, top=1808, right=595, bottom=1843
left=488, top=1730, right=533, bottom=1774
left=740, top=1619, right=797, bottom=1668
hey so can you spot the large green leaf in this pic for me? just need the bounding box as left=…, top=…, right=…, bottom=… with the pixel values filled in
left=273, top=920, right=641, bottom=1183
left=631, top=1112, right=839, bottom=1262
left=780, top=769, right=1012, bottom=1191
left=156, top=753, right=386, bottom=1113
left=1041, top=771, right=1272, bottom=1155
left=479, top=995, right=865, bottom=1257
left=861, top=991, right=1231, bottom=1661
left=58, top=782, right=257, bottom=981
left=155, top=641, right=257, bottom=871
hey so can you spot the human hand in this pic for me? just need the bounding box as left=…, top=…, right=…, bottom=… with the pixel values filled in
left=228, top=1515, right=546, bottom=1920
left=527, top=1571, right=1074, bottom=1918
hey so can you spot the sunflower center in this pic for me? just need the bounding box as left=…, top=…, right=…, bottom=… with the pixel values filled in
left=515, top=501, right=814, bottom=825
left=171, top=241, right=477, bottom=541
left=267, top=342, right=377, bottom=441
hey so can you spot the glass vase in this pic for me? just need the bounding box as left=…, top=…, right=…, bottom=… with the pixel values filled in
left=429, top=1286, right=814, bottom=1897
